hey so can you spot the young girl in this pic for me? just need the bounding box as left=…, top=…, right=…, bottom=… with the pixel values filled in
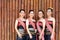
left=26, top=10, right=36, bottom=40
left=37, top=10, right=45, bottom=40
left=45, top=8, right=55, bottom=40
left=15, top=9, right=26, bottom=40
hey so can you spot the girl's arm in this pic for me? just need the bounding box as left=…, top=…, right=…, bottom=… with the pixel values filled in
left=26, top=19, right=32, bottom=36
left=40, top=20, right=45, bottom=36
left=37, top=21, right=41, bottom=34
left=52, top=18, right=55, bottom=34
left=51, top=18, right=55, bottom=39
left=15, top=20, right=21, bottom=37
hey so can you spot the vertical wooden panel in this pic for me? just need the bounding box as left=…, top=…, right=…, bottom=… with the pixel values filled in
left=22, top=0, right=25, bottom=9
left=19, top=0, right=22, bottom=10
left=6, top=0, right=10, bottom=40
left=55, top=0, right=59, bottom=40
left=38, top=0, right=42, bottom=10
left=0, top=0, right=2, bottom=40
left=44, top=0, right=47, bottom=17
left=27, top=0, right=31, bottom=12
left=52, top=1, right=56, bottom=39
left=5, top=0, right=7, bottom=40
left=41, top=0, right=45, bottom=10
left=31, top=0, right=34, bottom=10
left=50, top=0, right=53, bottom=7
left=15, top=0, right=19, bottom=40
left=58, top=0, right=60, bottom=40
left=25, top=0, right=28, bottom=10
left=58, top=12, right=60, bottom=40
left=25, top=0, right=28, bottom=18
left=1, top=0, right=5, bottom=40
left=34, top=0, right=37, bottom=19
left=34, top=0, right=36, bottom=11
left=53, top=0, right=56, bottom=17
left=13, top=0, right=16, bottom=40
left=10, top=0, right=13, bottom=40
left=47, top=0, right=50, bottom=8
left=59, top=11, right=60, bottom=40
left=34, top=0, right=39, bottom=20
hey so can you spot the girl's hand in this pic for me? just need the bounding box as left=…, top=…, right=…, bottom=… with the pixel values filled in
left=18, top=34, right=22, bottom=38
left=39, top=35, right=42, bottom=40
left=51, top=34, right=54, bottom=40
left=29, top=34, right=32, bottom=39
left=35, top=29, right=37, bottom=33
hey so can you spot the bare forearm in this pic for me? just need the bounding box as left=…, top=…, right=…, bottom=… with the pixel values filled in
left=40, top=29, right=44, bottom=35
left=15, top=28, right=21, bottom=35
left=26, top=27, right=31, bottom=35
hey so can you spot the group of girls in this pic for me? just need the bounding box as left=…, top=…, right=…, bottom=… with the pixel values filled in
left=15, top=8, right=55, bottom=40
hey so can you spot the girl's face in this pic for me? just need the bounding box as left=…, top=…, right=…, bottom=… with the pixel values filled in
left=29, top=11, right=34, bottom=18
left=47, top=9, right=52, bottom=16
left=38, top=11, right=43, bottom=18
left=19, top=11, right=25, bottom=17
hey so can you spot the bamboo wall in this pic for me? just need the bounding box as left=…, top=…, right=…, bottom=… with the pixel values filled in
left=0, top=0, right=59, bottom=40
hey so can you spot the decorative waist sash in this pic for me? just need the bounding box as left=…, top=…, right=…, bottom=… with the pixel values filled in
left=18, top=29, right=25, bottom=35
left=45, top=28, right=51, bottom=35
left=29, top=28, right=36, bottom=34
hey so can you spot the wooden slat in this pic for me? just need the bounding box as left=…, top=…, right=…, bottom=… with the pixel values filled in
left=59, top=11, right=60, bottom=40
left=52, top=0, right=56, bottom=34
left=38, top=0, right=42, bottom=10
left=25, top=0, right=28, bottom=18
left=12, top=0, right=16, bottom=40
left=6, top=0, right=10, bottom=40
left=22, top=0, right=25, bottom=9
left=19, top=0, right=22, bottom=10
left=53, top=0, right=56, bottom=17
left=44, top=0, right=47, bottom=17
left=27, top=0, right=31, bottom=12
left=0, top=0, right=2, bottom=40
left=58, top=0, right=60, bottom=40
left=35, top=0, right=39, bottom=20
left=10, top=0, right=13, bottom=40
left=31, top=0, right=34, bottom=10
left=41, top=0, right=45, bottom=10
left=50, top=0, right=53, bottom=7
left=1, top=0, right=5, bottom=40
left=34, top=0, right=36, bottom=20
left=55, top=0, right=59, bottom=40
left=47, top=0, right=50, bottom=8
left=15, top=0, right=18, bottom=40
left=5, top=0, right=7, bottom=40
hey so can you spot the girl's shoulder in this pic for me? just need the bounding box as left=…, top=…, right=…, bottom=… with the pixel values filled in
left=22, top=18, right=26, bottom=21
left=16, top=18, right=19, bottom=21
left=17, top=18, right=26, bottom=21
left=48, top=17, right=55, bottom=21
left=15, top=18, right=19, bottom=22
left=51, top=17, right=55, bottom=20
left=32, top=19, right=36, bottom=22
left=26, top=18, right=36, bottom=22
left=39, top=19, right=45, bottom=22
